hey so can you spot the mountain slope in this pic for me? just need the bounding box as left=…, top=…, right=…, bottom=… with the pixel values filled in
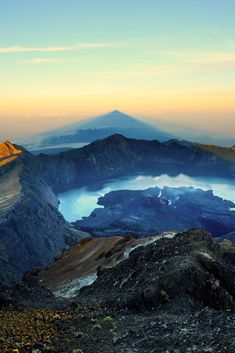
left=77, top=229, right=235, bottom=311
left=0, top=146, right=87, bottom=283
left=0, top=140, right=24, bottom=159
left=0, top=164, right=22, bottom=220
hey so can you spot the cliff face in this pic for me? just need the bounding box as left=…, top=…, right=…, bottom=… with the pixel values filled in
left=0, top=156, right=86, bottom=283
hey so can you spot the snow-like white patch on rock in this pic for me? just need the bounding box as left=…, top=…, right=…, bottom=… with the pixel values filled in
left=123, top=233, right=176, bottom=259
left=53, top=273, right=97, bottom=298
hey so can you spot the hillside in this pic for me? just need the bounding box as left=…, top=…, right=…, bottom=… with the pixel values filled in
left=0, top=150, right=87, bottom=283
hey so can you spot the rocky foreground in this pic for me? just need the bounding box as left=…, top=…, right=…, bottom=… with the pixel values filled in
left=0, top=230, right=235, bottom=353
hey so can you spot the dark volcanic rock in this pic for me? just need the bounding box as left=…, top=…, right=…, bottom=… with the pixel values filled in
left=0, top=155, right=86, bottom=283
left=78, top=230, right=235, bottom=311
left=218, top=231, right=235, bottom=243
left=0, top=284, right=12, bottom=306
left=75, top=186, right=235, bottom=237
left=0, top=230, right=235, bottom=353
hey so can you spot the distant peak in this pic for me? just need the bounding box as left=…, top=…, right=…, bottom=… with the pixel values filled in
left=0, top=140, right=16, bottom=150
left=96, top=134, right=129, bottom=145
left=108, top=133, right=127, bottom=140
left=0, top=140, right=24, bottom=159
left=111, top=109, right=122, bottom=114
left=2, top=140, right=13, bottom=146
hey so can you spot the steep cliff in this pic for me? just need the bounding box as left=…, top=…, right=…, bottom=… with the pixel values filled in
left=0, top=148, right=86, bottom=283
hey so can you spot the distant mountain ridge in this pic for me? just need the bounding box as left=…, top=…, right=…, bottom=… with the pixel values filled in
left=36, top=134, right=235, bottom=190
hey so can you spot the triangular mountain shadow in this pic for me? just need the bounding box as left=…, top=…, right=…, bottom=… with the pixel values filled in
left=40, top=110, right=174, bottom=147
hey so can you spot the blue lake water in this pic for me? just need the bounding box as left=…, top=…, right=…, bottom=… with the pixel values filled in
left=58, top=174, right=235, bottom=222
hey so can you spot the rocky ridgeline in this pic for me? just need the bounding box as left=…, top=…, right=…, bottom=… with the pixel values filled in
left=0, top=143, right=86, bottom=283
left=0, top=230, right=234, bottom=353
left=37, top=134, right=235, bottom=189
left=78, top=229, right=235, bottom=311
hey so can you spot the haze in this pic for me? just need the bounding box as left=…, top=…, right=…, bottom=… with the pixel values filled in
left=0, top=0, right=235, bottom=140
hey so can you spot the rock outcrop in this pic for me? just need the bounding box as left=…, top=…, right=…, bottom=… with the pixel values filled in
left=38, top=235, right=174, bottom=298
left=78, top=230, right=235, bottom=311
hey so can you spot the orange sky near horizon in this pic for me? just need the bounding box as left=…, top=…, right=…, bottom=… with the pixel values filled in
left=1, top=89, right=235, bottom=140
left=1, top=1, right=235, bottom=140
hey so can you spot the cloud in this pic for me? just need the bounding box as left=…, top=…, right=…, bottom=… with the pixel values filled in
left=24, top=57, right=63, bottom=64
left=0, top=46, right=70, bottom=53
left=0, top=43, right=115, bottom=54
left=150, top=50, right=235, bottom=67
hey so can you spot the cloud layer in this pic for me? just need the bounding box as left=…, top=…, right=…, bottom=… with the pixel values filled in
left=0, top=43, right=115, bottom=54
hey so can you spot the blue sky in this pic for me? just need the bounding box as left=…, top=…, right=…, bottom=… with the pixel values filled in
left=1, top=1, right=234, bottom=46
left=0, top=0, right=235, bottom=139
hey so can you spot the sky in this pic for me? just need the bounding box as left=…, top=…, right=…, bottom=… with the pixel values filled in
left=0, top=0, right=235, bottom=140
